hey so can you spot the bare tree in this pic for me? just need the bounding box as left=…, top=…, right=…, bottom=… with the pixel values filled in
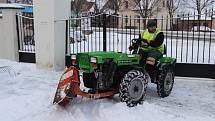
left=167, top=0, right=182, bottom=30
left=132, top=0, right=159, bottom=18
left=98, top=0, right=123, bottom=14
left=132, top=0, right=159, bottom=27
left=71, top=0, right=87, bottom=16
left=94, top=0, right=100, bottom=13
left=111, top=0, right=123, bottom=14
left=182, top=0, right=215, bottom=20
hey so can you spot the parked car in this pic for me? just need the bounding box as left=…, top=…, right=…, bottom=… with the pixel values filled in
left=191, top=26, right=215, bottom=32
left=70, top=31, right=87, bottom=43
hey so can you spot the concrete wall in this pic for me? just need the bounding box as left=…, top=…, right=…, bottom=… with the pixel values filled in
left=0, top=5, right=23, bottom=61
left=0, top=0, right=7, bottom=3
left=34, top=0, right=71, bottom=71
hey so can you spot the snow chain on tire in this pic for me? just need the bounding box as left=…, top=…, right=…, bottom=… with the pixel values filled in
left=119, top=70, right=148, bottom=107
left=157, top=65, right=174, bottom=97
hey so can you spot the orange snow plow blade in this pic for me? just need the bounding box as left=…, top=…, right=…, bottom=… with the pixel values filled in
left=53, top=66, right=78, bottom=106
left=53, top=66, right=117, bottom=106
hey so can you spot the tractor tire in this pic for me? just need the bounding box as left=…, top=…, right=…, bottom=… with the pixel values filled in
left=119, top=70, right=148, bottom=107
left=157, top=65, right=175, bottom=97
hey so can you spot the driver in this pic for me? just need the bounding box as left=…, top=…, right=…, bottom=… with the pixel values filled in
left=129, top=20, right=165, bottom=72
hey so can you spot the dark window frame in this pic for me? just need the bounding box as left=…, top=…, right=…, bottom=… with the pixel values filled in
left=163, top=1, right=165, bottom=7
left=136, top=15, right=140, bottom=23
left=125, top=1, right=128, bottom=8
left=125, top=15, right=128, bottom=23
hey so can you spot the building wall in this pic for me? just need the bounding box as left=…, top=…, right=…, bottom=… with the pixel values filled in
left=118, top=10, right=145, bottom=29
left=0, top=8, right=22, bottom=61
left=212, top=20, right=215, bottom=29
left=118, top=0, right=147, bottom=30
left=179, top=20, right=215, bottom=30
left=0, top=0, right=8, bottom=3
left=118, top=0, right=170, bottom=30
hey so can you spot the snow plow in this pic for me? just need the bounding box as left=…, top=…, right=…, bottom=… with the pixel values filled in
left=53, top=39, right=176, bottom=107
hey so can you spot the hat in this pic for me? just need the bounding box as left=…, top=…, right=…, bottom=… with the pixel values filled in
left=147, top=20, right=157, bottom=28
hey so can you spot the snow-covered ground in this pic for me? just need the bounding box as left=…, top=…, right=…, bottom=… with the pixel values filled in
left=0, top=59, right=215, bottom=121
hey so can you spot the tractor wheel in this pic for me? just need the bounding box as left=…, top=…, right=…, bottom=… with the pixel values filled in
left=119, top=70, right=148, bottom=107
left=157, top=65, right=175, bottom=97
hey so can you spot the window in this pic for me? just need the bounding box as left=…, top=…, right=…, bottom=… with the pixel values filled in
left=125, top=15, right=128, bottom=23
left=125, top=1, right=128, bottom=8
left=156, top=7, right=159, bottom=12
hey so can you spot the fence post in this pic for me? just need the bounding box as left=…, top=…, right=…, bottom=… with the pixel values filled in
left=103, top=14, right=107, bottom=51
left=65, top=20, right=68, bottom=55
left=16, top=14, right=20, bottom=51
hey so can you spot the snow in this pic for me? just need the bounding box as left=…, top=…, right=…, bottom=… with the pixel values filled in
left=0, top=59, right=215, bottom=121
left=0, top=3, right=23, bottom=9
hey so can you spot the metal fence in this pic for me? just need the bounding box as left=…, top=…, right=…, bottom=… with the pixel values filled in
left=16, top=13, right=35, bottom=63
left=66, top=12, right=215, bottom=65
left=16, top=13, right=35, bottom=53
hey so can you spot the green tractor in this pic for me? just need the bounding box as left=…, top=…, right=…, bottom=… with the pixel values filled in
left=53, top=39, right=176, bottom=107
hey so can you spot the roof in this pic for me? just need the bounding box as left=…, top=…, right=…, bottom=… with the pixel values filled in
left=100, top=0, right=115, bottom=14
left=10, top=0, right=33, bottom=5
left=96, top=0, right=108, bottom=10
left=0, top=3, right=24, bottom=9
left=89, top=0, right=109, bottom=12
left=12, top=3, right=33, bottom=13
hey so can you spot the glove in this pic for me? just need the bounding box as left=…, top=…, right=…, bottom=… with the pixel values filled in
left=129, top=45, right=133, bottom=51
left=141, top=39, right=149, bottom=44
left=140, top=39, right=149, bottom=47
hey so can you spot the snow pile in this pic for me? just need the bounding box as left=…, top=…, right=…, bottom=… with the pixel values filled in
left=0, top=59, right=214, bottom=121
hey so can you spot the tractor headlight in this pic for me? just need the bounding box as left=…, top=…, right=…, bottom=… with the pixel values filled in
left=90, top=57, right=97, bottom=63
left=71, top=54, right=76, bottom=60
left=71, top=55, right=77, bottom=65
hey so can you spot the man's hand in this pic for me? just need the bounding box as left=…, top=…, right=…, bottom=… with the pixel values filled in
left=140, top=39, right=149, bottom=47
left=129, top=45, right=133, bottom=51
left=141, top=39, right=149, bottom=44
